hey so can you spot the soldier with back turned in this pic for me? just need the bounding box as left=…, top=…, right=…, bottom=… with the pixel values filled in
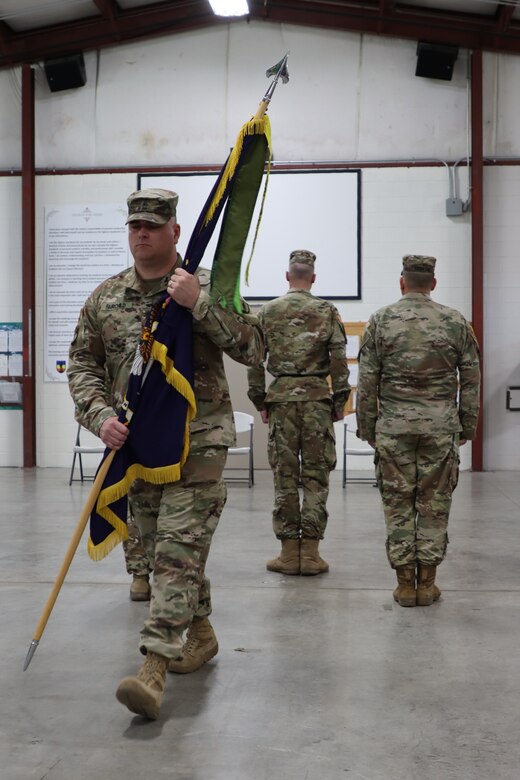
left=248, top=249, right=350, bottom=575
left=356, top=255, right=480, bottom=607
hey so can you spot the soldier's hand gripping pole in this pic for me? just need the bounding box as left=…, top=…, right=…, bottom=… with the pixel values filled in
left=23, top=449, right=116, bottom=671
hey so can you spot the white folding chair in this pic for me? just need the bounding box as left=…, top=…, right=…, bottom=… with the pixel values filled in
left=225, top=411, right=255, bottom=487
left=342, top=417, right=376, bottom=488
left=69, top=423, right=105, bottom=485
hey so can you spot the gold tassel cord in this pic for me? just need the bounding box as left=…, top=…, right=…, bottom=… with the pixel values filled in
left=203, top=116, right=271, bottom=228
left=244, top=133, right=273, bottom=286
left=151, top=341, right=197, bottom=420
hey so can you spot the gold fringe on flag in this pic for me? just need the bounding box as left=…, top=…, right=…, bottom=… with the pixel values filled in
left=88, top=337, right=197, bottom=561
left=203, top=115, right=271, bottom=228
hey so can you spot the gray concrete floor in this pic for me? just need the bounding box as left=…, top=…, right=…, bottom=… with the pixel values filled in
left=1, top=467, right=520, bottom=780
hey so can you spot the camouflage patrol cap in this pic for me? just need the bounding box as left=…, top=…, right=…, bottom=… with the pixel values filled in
left=402, top=255, right=436, bottom=273
left=289, top=249, right=316, bottom=267
left=126, top=188, right=178, bottom=225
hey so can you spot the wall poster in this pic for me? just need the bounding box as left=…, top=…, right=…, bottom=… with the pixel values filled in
left=44, top=204, right=130, bottom=382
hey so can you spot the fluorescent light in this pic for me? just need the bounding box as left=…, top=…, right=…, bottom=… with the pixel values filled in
left=209, top=0, right=249, bottom=16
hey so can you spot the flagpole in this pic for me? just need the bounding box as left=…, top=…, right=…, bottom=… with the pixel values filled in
left=23, top=449, right=116, bottom=671
left=24, top=344, right=157, bottom=670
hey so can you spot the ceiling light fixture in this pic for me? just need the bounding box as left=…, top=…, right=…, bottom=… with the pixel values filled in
left=208, top=0, right=249, bottom=17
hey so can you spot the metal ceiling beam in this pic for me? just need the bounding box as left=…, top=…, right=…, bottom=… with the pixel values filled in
left=0, top=20, right=12, bottom=47
left=2, top=0, right=520, bottom=68
left=92, top=0, right=121, bottom=37
left=248, top=0, right=520, bottom=54
left=0, top=1, right=220, bottom=68
left=378, top=0, right=396, bottom=34
left=496, top=3, right=516, bottom=32
left=92, top=0, right=120, bottom=20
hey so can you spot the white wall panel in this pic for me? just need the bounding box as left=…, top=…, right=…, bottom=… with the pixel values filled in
left=0, top=22, right=518, bottom=470
left=0, top=178, right=23, bottom=465
left=28, top=22, right=473, bottom=170
left=484, top=166, right=520, bottom=469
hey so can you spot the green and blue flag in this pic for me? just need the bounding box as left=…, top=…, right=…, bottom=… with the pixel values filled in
left=88, top=113, right=272, bottom=560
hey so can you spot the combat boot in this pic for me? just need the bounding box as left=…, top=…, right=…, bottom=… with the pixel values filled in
left=417, top=563, right=441, bottom=606
left=393, top=566, right=416, bottom=607
left=116, top=651, right=168, bottom=720
left=266, top=538, right=300, bottom=575
left=129, top=574, right=151, bottom=602
left=168, top=617, right=218, bottom=674
left=300, top=538, right=329, bottom=575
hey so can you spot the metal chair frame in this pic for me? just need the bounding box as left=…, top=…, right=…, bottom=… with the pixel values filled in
left=225, top=411, right=255, bottom=487
left=69, top=423, right=105, bottom=485
left=342, top=418, right=376, bottom=487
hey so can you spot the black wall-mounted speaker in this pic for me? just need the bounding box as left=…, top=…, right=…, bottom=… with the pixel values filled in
left=44, top=53, right=87, bottom=92
left=415, top=42, right=459, bottom=81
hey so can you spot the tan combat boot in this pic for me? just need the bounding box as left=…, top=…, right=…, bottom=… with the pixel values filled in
left=393, top=566, right=417, bottom=607
left=116, top=651, right=168, bottom=720
left=417, top=564, right=441, bottom=606
left=300, top=538, right=329, bottom=576
left=266, top=539, right=300, bottom=575
left=168, top=617, right=218, bottom=674
left=130, top=574, right=151, bottom=602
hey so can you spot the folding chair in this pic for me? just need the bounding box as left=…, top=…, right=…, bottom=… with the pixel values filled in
left=342, top=417, right=376, bottom=487
left=69, top=423, right=105, bottom=485
left=225, top=411, right=255, bottom=487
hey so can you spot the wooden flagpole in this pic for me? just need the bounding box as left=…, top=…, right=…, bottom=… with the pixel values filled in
left=23, top=449, right=116, bottom=671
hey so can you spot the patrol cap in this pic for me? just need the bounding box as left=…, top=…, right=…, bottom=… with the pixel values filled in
left=402, top=255, right=436, bottom=274
left=126, top=188, right=178, bottom=225
left=289, top=249, right=316, bottom=267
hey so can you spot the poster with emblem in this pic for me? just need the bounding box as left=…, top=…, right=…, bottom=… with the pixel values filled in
left=44, top=203, right=130, bottom=382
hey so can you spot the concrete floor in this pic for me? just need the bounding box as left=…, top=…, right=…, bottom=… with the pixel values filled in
left=1, top=467, right=520, bottom=780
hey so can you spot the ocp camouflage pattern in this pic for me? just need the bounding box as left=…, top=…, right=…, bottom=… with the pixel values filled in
left=247, top=289, right=350, bottom=419
left=356, top=292, right=480, bottom=441
left=248, top=288, right=349, bottom=541
left=68, top=258, right=264, bottom=448
left=128, top=445, right=228, bottom=658
left=267, top=401, right=337, bottom=539
left=375, top=431, right=459, bottom=568
left=68, top=256, right=263, bottom=658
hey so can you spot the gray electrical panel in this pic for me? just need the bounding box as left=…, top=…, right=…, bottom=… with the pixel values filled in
left=506, top=386, right=520, bottom=411
left=445, top=197, right=464, bottom=217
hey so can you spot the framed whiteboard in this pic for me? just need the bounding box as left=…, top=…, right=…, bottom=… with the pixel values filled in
left=138, top=168, right=361, bottom=301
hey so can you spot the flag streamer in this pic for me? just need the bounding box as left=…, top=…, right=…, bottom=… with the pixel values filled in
left=87, top=108, right=273, bottom=561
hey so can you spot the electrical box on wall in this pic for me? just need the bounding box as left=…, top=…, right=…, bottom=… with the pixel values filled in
left=446, top=197, right=464, bottom=216
left=506, top=386, right=520, bottom=411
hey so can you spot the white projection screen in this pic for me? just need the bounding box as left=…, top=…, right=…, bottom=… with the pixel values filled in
left=138, top=169, right=361, bottom=300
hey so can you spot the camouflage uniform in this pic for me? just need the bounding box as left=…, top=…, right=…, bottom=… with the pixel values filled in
left=122, top=514, right=149, bottom=577
left=248, top=250, right=350, bottom=540
left=68, top=257, right=263, bottom=660
left=356, top=255, right=480, bottom=569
